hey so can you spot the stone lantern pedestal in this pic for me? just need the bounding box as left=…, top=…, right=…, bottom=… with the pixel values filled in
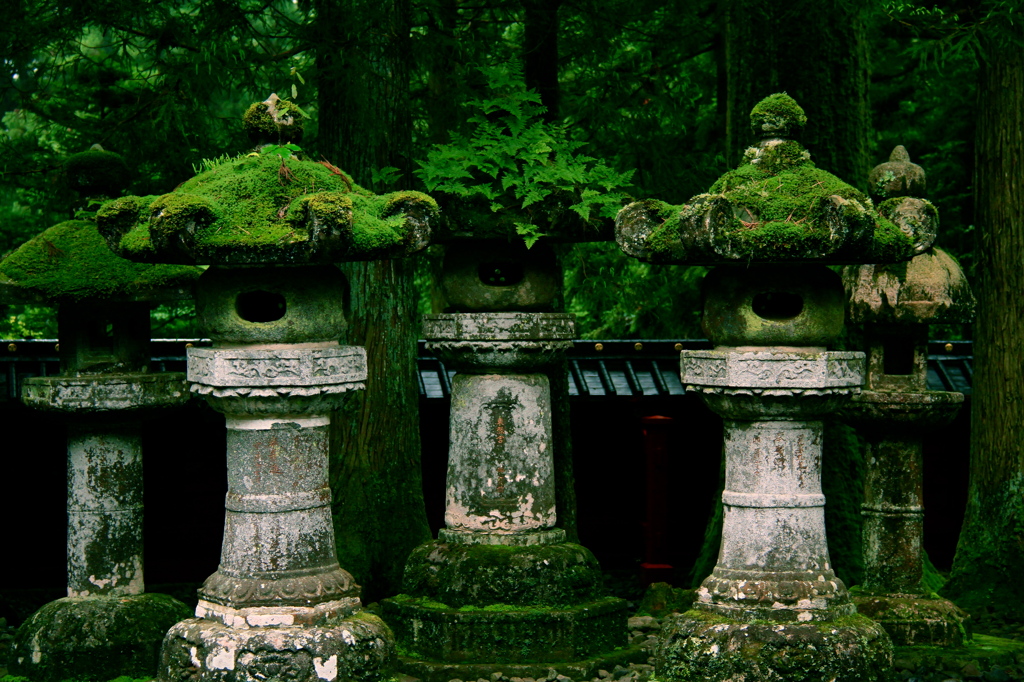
left=95, top=94, right=438, bottom=682
left=382, top=242, right=634, bottom=682
left=0, top=149, right=198, bottom=682
left=840, top=147, right=975, bottom=646
left=613, top=95, right=923, bottom=680
left=158, top=264, right=395, bottom=681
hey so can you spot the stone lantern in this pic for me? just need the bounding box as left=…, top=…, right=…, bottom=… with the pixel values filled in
left=95, top=95, right=437, bottom=682
left=614, top=94, right=921, bottom=681
left=840, top=146, right=974, bottom=645
left=380, top=223, right=633, bottom=679
left=1, top=149, right=198, bottom=681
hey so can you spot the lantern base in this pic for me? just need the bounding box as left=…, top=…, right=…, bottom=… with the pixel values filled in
left=158, top=610, right=394, bottom=682
left=853, top=593, right=969, bottom=647
left=656, top=609, right=892, bottom=682
left=10, top=593, right=191, bottom=682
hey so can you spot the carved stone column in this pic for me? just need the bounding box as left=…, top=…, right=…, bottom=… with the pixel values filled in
left=382, top=241, right=634, bottom=682
left=0, top=149, right=197, bottom=682
left=841, top=147, right=974, bottom=646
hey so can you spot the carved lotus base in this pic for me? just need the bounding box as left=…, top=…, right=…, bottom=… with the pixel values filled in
left=695, top=566, right=856, bottom=623
left=158, top=611, right=394, bottom=682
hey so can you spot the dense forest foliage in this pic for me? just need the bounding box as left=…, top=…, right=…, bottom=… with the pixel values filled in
left=0, top=0, right=989, bottom=339
left=2, top=0, right=1021, bottom=612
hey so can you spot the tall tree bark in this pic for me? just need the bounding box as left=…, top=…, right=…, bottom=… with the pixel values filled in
left=722, top=0, right=871, bottom=187
left=943, top=40, right=1024, bottom=619
left=315, top=0, right=431, bottom=603
left=523, top=0, right=562, bottom=121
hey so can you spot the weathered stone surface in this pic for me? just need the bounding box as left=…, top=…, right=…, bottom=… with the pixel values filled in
left=868, top=146, right=926, bottom=202
left=440, top=241, right=561, bottom=312
left=159, top=611, right=394, bottom=682
left=188, top=345, right=366, bottom=414
left=22, top=371, right=189, bottom=412
left=841, top=389, right=964, bottom=595
left=445, top=374, right=556, bottom=538
left=656, top=610, right=892, bottom=682
left=853, top=594, right=969, bottom=647
left=196, top=265, right=349, bottom=344
left=400, top=542, right=607, bottom=608
left=10, top=594, right=192, bottom=682
left=64, top=424, right=145, bottom=598
left=381, top=597, right=627, bottom=664
left=694, top=419, right=855, bottom=623
left=681, top=349, right=863, bottom=392
left=844, top=247, right=975, bottom=325
left=700, top=265, right=845, bottom=347
left=424, top=313, right=576, bottom=342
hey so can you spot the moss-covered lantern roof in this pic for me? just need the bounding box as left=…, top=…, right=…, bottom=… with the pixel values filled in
left=97, top=95, right=437, bottom=266
left=615, top=94, right=918, bottom=265
left=0, top=150, right=199, bottom=304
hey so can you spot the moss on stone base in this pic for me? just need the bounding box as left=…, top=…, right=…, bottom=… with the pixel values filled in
left=656, top=610, right=893, bottom=682
left=381, top=595, right=627, bottom=664
left=9, top=593, right=192, bottom=682
left=401, top=541, right=607, bottom=608
left=391, top=643, right=648, bottom=682
left=852, top=593, right=969, bottom=646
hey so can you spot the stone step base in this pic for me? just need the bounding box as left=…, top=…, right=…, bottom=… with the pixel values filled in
left=382, top=597, right=628, bottom=665
left=392, top=643, right=649, bottom=682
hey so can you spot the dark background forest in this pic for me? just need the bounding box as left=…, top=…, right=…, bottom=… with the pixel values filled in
left=1, top=0, right=1021, bottom=622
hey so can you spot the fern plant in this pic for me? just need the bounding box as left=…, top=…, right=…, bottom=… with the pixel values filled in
left=415, top=64, right=635, bottom=247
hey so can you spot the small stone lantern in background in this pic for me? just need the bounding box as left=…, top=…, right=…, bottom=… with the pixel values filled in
left=615, top=94, right=922, bottom=681
left=96, top=95, right=437, bottom=682
left=841, top=146, right=974, bottom=645
left=381, top=235, right=634, bottom=677
left=1, top=149, right=197, bottom=682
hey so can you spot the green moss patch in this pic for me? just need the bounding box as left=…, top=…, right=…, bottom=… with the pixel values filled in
left=99, top=154, right=437, bottom=264
left=0, top=220, right=198, bottom=302
left=400, top=541, right=607, bottom=608
left=750, top=93, right=808, bottom=138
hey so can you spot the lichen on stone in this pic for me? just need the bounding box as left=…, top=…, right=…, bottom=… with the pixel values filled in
left=0, top=219, right=198, bottom=303
left=242, top=94, right=305, bottom=146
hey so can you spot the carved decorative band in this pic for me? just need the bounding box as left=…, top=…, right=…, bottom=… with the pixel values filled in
left=22, top=372, right=189, bottom=413
left=423, top=312, right=576, bottom=341
left=225, top=487, right=332, bottom=513
left=199, top=566, right=359, bottom=608
left=188, top=346, right=367, bottom=388
left=425, top=340, right=575, bottom=354
left=722, top=491, right=826, bottom=508
left=439, top=527, right=567, bottom=546
left=681, top=350, right=865, bottom=390
left=191, top=381, right=365, bottom=399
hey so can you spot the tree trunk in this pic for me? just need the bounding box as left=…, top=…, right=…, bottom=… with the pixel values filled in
left=943, top=42, right=1024, bottom=619
left=523, top=0, right=562, bottom=121
left=315, top=0, right=431, bottom=603
left=722, top=0, right=871, bottom=187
